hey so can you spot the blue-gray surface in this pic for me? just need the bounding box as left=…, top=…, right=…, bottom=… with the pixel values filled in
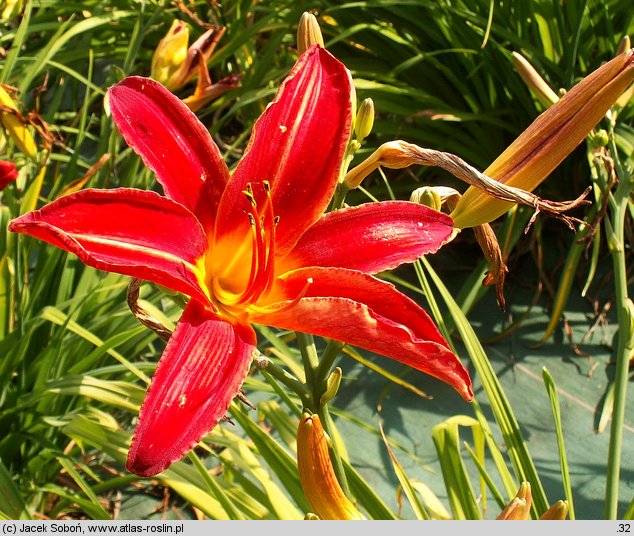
left=332, top=282, right=633, bottom=520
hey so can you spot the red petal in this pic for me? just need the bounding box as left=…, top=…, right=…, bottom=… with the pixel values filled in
left=214, top=46, right=353, bottom=255
left=108, top=76, right=229, bottom=230
left=254, top=267, right=472, bottom=401
left=0, top=160, right=18, bottom=190
left=127, top=302, right=256, bottom=476
left=9, top=189, right=209, bottom=303
left=280, top=201, right=454, bottom=274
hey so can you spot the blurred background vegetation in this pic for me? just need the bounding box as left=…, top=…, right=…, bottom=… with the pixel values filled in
left=0, top=0, right=632, bottom=520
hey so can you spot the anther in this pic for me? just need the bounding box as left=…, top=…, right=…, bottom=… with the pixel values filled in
left=242, top=189, right=257, bottom=208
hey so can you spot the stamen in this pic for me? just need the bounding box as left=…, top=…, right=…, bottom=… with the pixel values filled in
left=247, top=277, right=313, bottom=316
left=260, top=191, right=277, bottom=297
left=214, top=186, right=259, bottom=280
left=239, top=214, right=261, bottom=301
left=243, top=188, right=257, bottom=208
left=211, top=276, right=240, bottom=305
left=212, top=180, right=281, bottom=311
left=216, top=196, right=260, bottom=306
left=235, top=181, right=278, bottom=304
left=236, top=192, right=267, bottom=304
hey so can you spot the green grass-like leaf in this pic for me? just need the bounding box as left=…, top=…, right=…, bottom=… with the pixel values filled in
left=421, top=257, right=549, bottom=517
left=542, top=367, right=576, bottom=519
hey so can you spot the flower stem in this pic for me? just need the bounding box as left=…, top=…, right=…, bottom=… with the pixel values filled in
left=296, top=331, right=319, bottom=401
left=331, top=183, right=350, bottom=211
left=255, top=354, right=311, bottom=404
left=315, top=339, right=346, bottom=387
left=603, top=132, right=633, bottom=519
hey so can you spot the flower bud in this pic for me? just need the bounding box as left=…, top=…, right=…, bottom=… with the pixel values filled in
left=451, top=48, right=634, bottom=229
left=297, top=12, right=325, bottom=54
left=617, top=36, right=631, bottom=56
left=319, top=367, right=342, bottom=405
left=151, top=20, right=189, bottom=88
left=497, top=482, right=532, bottom=520
left=410, top=186, right=442, bottom=211
left=539, top=500, right=569, bottom=520
left=343, top=140, right=416, bottom=190
left=1, top=0, right=24, bottom=23
left=152, top=22, right=226, bottom=93
left=297, top=412, right=365, bottom=520
left=588, top=129, right=610, bottom=149
left=354, top=98, right=374, bottom=142
left=512, top=52, right=559, bottom=108
left=615, top=38, right=633, bottom=111
left=0, top=85, right=37, bottom=160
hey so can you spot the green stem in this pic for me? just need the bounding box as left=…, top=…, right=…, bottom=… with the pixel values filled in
left=331, top=182, right=350, bottom=211
left=603, top=203, right=632, bottom=518
left=296, top=331, right=319, bottom=405
left=315, top=339, right=346, bottom=387
left=604, top=133, right=633, bottom=519
left=260, top=369, right=305, bottom=417
left=258, top=362, right=310, bottom=409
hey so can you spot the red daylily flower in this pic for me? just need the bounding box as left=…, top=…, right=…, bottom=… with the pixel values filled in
left=0, top=159, right=18, bottom=190
left=9, top=46, right=473, bottom=477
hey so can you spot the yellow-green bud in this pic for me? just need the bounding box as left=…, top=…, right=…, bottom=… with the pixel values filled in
left=588, top=129, right=609, bottom=148
left=320, top=367, right=342, bottom=405
left=1, top=0, right=23, bottom=23
left=0, top=85, right=37, bottom=160
left=297, top=12, right=324, bottom=55
left=151, top=20, right=189, bottom=88
left=410, top=187, right=442, bottom=211
left=354, top=98, right=374, bottom=142
left=348, top=139, right=361, bottom=154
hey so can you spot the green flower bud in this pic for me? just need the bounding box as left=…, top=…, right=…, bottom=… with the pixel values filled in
left=410, top=187, right=442, bottom=211
left=354, top=98, right=374, bottom=142
left=320, top=367, right=342, bottom=405
left=588, top=129, right=609, bottom=148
